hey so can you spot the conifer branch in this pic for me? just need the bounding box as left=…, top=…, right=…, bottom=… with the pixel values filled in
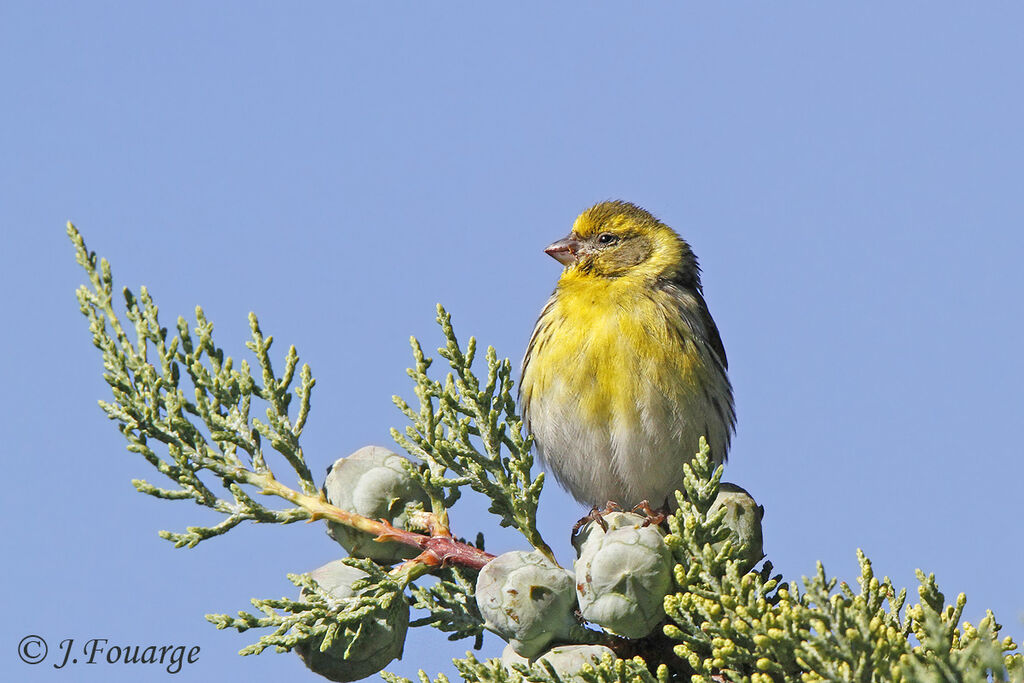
left=68, top=222, right=492, bottom=569
left=68, top=223, right=1024, bottom=682
left=392, top=304, right=552, bottom=561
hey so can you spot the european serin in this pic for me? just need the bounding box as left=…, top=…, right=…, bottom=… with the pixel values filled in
left=520, top=200, right=735, bottom=508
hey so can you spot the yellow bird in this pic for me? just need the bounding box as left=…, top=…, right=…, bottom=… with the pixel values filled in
left=520, top=200, right=735, bottom=508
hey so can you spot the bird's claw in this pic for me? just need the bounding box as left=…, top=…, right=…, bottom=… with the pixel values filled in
left=630, top=500, right=667, bottom=527
left=571, top=500, right=669, bottom=543
left=571, top=502, right=622, bottom=540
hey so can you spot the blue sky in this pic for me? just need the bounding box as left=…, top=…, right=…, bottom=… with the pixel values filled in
left=2, top=3, right=1022, bottom=681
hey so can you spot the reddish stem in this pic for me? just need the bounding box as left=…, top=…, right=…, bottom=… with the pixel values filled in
left=252, top=471, right=495, bottom=570
left=377, top=520, right=495, bottom=570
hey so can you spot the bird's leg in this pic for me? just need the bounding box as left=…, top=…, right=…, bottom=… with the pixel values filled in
left=571, top=501, right=622, bottom=540
left=631, top=500, right=667, bottom=527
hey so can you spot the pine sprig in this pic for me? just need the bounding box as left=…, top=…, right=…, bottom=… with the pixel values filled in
left=385, top=652, right=670, bottom=683
left=409, top=565, right=485, bottom=645
left=661, top=443, right=1023, bottom=683
left=392, top=304, right=551, bottom=560
left=70, top=223, right=324, bottom=545
left=69, top=223, right=493, bottom=564
left=207, top=559, right=409, bottom=656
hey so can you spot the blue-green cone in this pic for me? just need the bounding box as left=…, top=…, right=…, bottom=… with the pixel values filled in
left=709, top=483, right=764, bottom=571
left=295, top=560, right=409, bottom=682
left=476, top=550, right=578, bottom=658
left=323, top=445, right=430, bottom=563
left=573, top=512, right=673, bottom=639
left=501, top=643, right=616, bottom=678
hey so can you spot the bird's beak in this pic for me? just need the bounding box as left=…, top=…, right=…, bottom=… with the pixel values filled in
left=544, top=236, right=581, bottom=266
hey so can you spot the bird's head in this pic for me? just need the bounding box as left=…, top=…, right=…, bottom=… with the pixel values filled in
left=545, top=200, right=701, bottom=286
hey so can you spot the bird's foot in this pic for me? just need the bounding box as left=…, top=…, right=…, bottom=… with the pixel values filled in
left=571, top=500, right=668, bottom=543
left=630, top=500, right=667, bottom=528
left=571, top=502, right=623, bottom=539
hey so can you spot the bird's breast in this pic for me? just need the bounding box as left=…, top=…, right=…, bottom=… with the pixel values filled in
left=524, top=279, right=704, bottom=428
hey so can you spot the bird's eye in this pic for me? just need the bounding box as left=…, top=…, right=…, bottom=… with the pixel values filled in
left=597, top=233, right=619, bottom=245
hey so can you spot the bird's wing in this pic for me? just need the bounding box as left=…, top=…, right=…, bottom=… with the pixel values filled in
left=659, top=279, right=729, bottom=371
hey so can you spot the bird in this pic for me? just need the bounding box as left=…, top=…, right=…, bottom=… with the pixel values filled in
left=519, top=200, right=735, bottom=509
